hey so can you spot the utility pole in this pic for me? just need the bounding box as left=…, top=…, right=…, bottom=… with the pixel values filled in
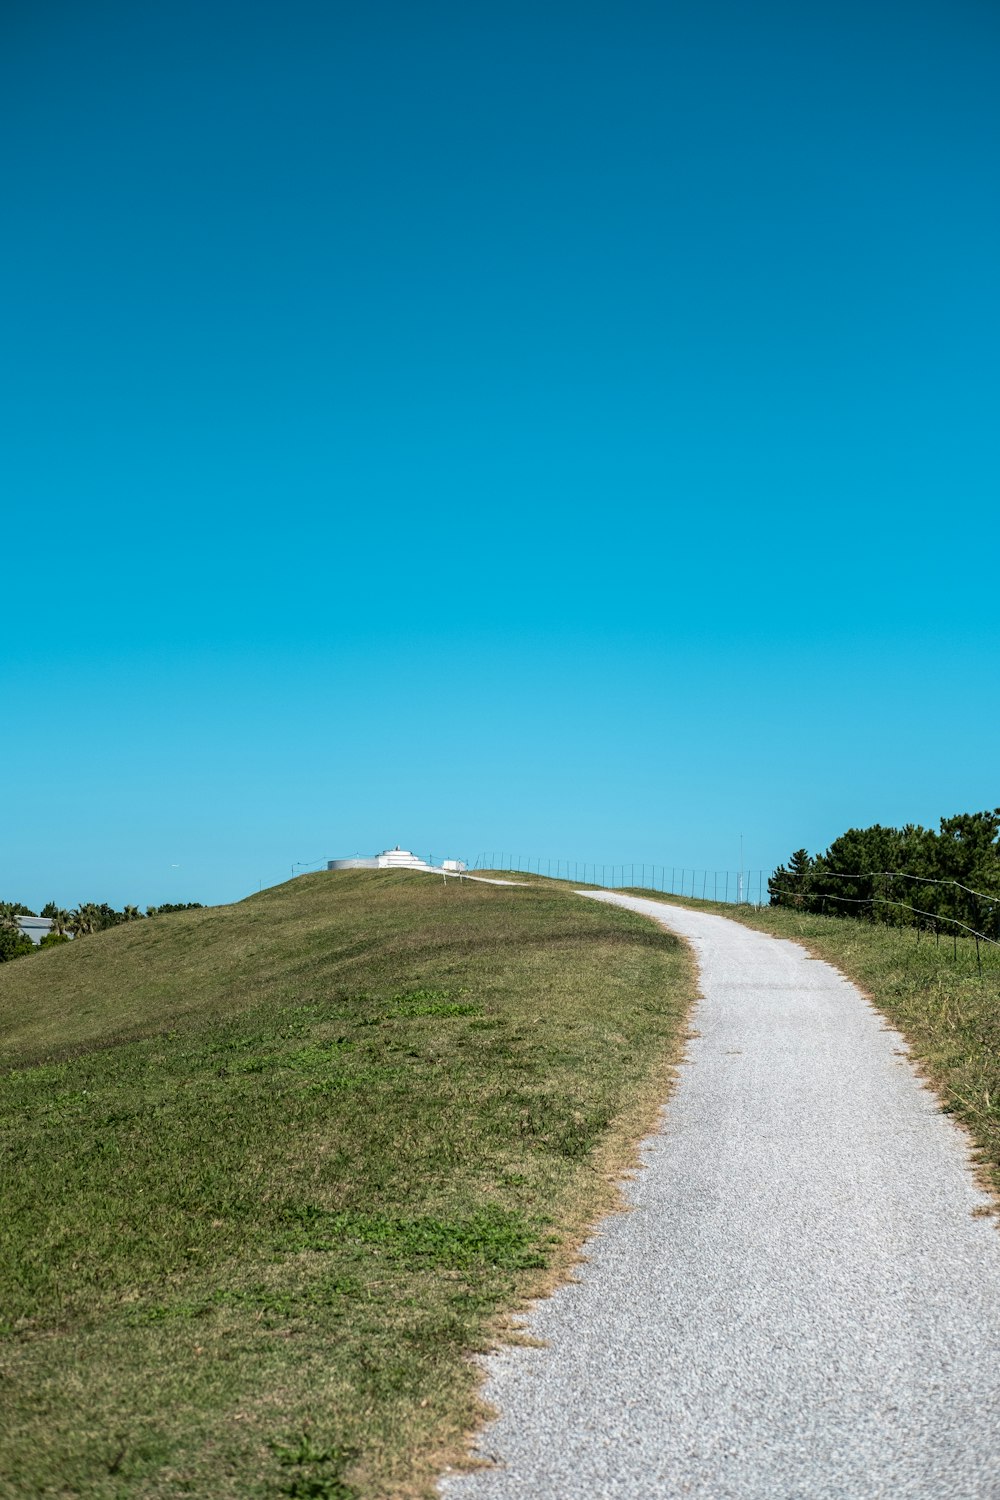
left=738, top=834, right=744, bottom=905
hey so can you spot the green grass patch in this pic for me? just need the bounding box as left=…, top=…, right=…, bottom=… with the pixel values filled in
left=625, top=887, right=1000, bottom=1201
left=0, top=871, right=694, bottom=1499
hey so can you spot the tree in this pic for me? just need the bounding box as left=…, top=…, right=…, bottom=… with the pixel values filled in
left=769, top=850, right=813, bottom=907
left=0, top=925, right=34, bottom=961
left=768, top=809, right=1000, bottom=936
left=933, top=810, right=1000, bottom=936
left=69, top=904, right=99, bottom=937
left=0, top=901, right=36, bottom=923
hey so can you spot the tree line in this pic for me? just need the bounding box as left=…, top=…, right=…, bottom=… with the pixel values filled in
left=0, top=900, right=204, bottom=962
left=768, top=809, right=1000, bottom=939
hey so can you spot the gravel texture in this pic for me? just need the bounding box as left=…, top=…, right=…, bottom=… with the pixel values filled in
left=440, top=893, right=1000, bottom=1499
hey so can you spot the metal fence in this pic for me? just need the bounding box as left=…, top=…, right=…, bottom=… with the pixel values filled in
left=468, top=853, right=769, bottom=906
left=770, top=869, right=1000, bottom=971
left=466, top=853, right=1000, bottom=974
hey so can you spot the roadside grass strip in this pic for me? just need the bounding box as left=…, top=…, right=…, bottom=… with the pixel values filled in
left=0, top=871, right=695, bottom=1499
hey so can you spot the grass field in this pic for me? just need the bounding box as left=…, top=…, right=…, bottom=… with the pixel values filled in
left=621, top=888, right=1000, bottom=1203
left=0, top=871, right=695, bottom=1500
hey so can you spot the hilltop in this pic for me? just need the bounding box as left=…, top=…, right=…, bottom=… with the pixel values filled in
left=0, top=869, right=694, bottom=1499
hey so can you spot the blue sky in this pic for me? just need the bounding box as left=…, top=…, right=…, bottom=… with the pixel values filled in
left=3, top=0, right=998, bottom=909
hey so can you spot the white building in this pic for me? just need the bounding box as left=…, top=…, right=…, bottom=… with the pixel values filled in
left=16, top=916, right=59, bottom=945
left=326, top=847, right=466, bottom=873
left=327, top=846, right=430, bottom=872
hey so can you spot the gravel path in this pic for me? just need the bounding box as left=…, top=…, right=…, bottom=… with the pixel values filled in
left=440, top=893, right=1000, bottom=1499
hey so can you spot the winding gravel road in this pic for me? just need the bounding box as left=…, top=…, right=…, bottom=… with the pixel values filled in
left=441, top=893, right=1000, bottom=1499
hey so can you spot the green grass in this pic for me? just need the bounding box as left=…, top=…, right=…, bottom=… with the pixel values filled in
left=622, top=887, right=1000, bottom=1201
left=0, top=870, right=695, bottom=1499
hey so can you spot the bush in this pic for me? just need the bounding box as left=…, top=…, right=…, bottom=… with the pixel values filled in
left=0, top=927, right=35, bottom=962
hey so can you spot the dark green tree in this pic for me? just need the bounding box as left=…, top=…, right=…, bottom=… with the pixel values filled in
left=0, top=926, right=34, bottom=962
left=769, top=809, right=1000, bottom=936
left=769, top=850, right=813, bottom=907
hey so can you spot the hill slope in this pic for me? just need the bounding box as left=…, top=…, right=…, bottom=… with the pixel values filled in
left=0, top=871, right=694, bottom=1499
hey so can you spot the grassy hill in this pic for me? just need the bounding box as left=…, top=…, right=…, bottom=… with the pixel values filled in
left=0, top=871, right=695, bottom=1500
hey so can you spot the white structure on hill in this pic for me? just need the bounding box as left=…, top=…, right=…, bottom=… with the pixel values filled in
left=327, top=847, right=466, bottom=874
left=327, top=846, right=430, bottom=872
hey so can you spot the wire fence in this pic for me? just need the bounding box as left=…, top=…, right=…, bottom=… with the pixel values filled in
left=769, top=868, right=1000, bottom=973
left=772, top=866, right=1000, bottom=908
left=469, top=853, right=770, bottom=906
left=468, top=853, right=1000, bottom=977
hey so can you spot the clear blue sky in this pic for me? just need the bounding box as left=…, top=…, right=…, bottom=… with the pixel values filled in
left=3, top=0, right=998, bottom=909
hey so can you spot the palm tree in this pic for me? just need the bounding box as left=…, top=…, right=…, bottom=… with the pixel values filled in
left=70, top=904, right=99, bottom=937
left=121, top=905, right=143, bottom=923
left=49, top=908, right=71, bottom=937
